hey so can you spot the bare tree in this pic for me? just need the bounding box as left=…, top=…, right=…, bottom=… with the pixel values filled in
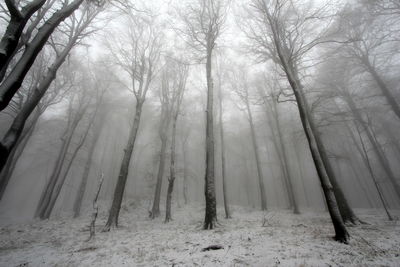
left=0, top=0, right=97, bottom=111
left=0, top=0, right=46, bottom=74
left=244, top=0, right=349, bottom=242
left=103, top=11, right=161, bottom=230
left=230, top=68, right=267, bottom=211
left=0, top=2, right=102, bottom=173
left=35, top=77, right=102, bottom=219
left=0, top=62, right=73, bottom=200
left=179, top=0, right=226, bottom=229
left=165, top=60, right=188, bottom=223
left=257, top=73, right=299, bottom=214
left=216, top=58, right=231, bottom=218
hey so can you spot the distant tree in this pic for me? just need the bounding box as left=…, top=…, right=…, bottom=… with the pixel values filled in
left=165, top=60, right=188, bottom=223
left=257, top=73, right=299, bottom=214
left=35, top=73, right=103, bottom=219
left=230, top=68, right=267, bottom=211
left=215, top=58, right=231, bottom=218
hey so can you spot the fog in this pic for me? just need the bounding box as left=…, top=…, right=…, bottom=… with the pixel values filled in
left=0, top=0, right=399, bottom=266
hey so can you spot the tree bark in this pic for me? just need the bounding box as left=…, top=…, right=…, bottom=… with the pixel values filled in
left=35, top=106, right=87, bottom=219
left=246, top=100, right=267, bottom=211
left=263, top=91, right=299, bottom=213
left=0, top=0, right=84, bottom=111
left=0, top=24, right=82, bottom=173
left=203, top=46, right=217, bottom=229
left=103, top=100, right=143, bottom=230
left=218, top=82, right=231, bottom=218
left=0, top=0, right=46, bottom=74
left=150, top=134, right=168, bottom=219
left=165, top=114, right=178, bottom=223
left=73, top=119, right=103, bottom=218
left=272, top=32, right=348, bottom=241
left=0, top=107, right=40, bottom=200
left=345, top=94, right=400, bottom=201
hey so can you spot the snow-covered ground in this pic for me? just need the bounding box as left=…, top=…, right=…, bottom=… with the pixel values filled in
left=0, top=202, right=399, bottom=266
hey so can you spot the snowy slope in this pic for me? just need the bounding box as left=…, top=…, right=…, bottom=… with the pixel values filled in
left=0, top=202, right=399, bottom=266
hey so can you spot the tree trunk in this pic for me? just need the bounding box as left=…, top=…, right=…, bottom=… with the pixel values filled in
left=345, top=95, right=400, bottom=201
left=87, top=173, right=104, bottom=242
left=352, top=124, right=394, bottom=220
left=103, top=100, right=143, bottom=230
left=0, top=107, right=40, bottom=200
left=165, top=114, right=179, bottom=223
left=73, top=121, right=103, bottom=218
left=246, top=101, right=267, bottom=211
left=203, top=46, right=217, bottom=230
left=293, top=137, right=310, bottom=208
left=0, top=30, right=80, bottom=173
left=150, top=135, right=168, bottom=219
left=41, top=116, right=92, bottom=219
left=35, top=107, right=86, bottom=219
left=273, top=43, right=348, bottom=241
left=0, top=0, right=46, bottom=75
left=218, top=82, right=231, bottom=218
left=182, top=144, right=188, bottom=205
left=0, top=0, right=84, bottom=111
left=267, top=95, right=299, bottom=213
left=363, top=57, right=400, bottom=120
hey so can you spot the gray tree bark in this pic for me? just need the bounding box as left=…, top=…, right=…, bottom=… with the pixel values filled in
left=103, top=100, right=144, bottom=230
left=0, top=0, right=84, bottom=111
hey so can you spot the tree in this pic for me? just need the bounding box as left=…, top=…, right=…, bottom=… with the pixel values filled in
left=0, top=61, right=73, bottom=200
left=0, top=0, right=46, bottom=75
left=216, top=58, right=231, bottom=218
left=337, top=4, right=400, bottom=121
left=179, top=0, right=226, bottom=229
left=150, top=66, right=175, bottom=219
left=230, top=68, right=267, bottom=211
left=0, top=2, right=101, bottom=173
left=0, top=0, right=91, bottom=111
left=244, top=0, right=349, bottom=242
left=35, top=76, right=102, bottom=219
left=165, top=60, right=188, bottom=223
left=103, top=11, right=161, bottom=230
left=257, top=74, right=299, bottom=214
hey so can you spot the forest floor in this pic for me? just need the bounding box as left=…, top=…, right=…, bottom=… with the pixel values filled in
left=0, top=202, right=399, bottom=267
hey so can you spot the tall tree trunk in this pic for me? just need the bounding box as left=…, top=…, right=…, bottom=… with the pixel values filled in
left=203, top=47, right=217, bottom=229
left=0, top=0, right=84, bottom=111
left=150, top=135, right=168, bottom=219
left=246, top=101, right=267, bottom=211
left=352, top=124, right=394, bottom=220
left=165, top=114, right=178, bottom=223
left=41, top=116, right=92, bottom=219
left=103, top=100, right=143, bottom=230
left=268, top=96, right=299, bottom=213
left=292, top=137, right=310, bottom=208
left=0, top=27, right=82, bottom=173
left=218, top=83, right=231, bottom=218
left=73, top=122, right=103, bottom=218
left=182, top=144, right=188, bottom=205
left=35, top=108, right=86, bottom=219
left=274, top=49, right=348, bottom=242
left=0, top=107, right=40, bottom=199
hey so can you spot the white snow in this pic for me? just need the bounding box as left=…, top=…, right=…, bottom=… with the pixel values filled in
left=0, top=202, right=399, bottom=266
